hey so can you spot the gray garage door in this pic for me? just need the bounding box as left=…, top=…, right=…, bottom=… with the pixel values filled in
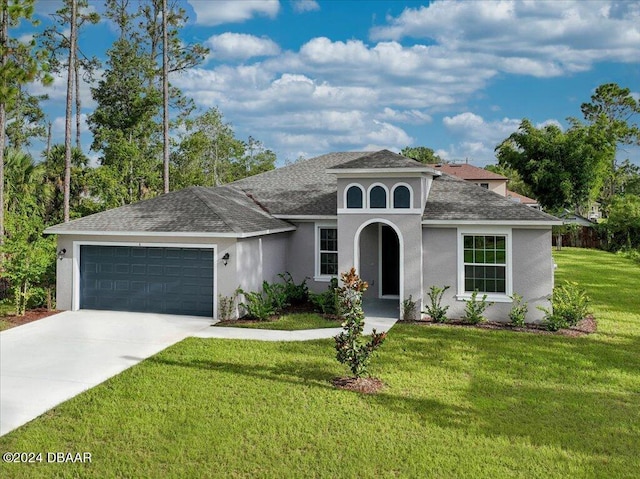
left=80, top=245, right=214, bottom=317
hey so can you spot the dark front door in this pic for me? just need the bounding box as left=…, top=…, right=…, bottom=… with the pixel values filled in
left=80, top=245, right=214, bottom=317
left=381, top=225, right=400, bottom=296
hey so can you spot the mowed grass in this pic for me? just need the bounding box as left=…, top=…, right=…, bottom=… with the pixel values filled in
left=217, top=312, right=342, bottom=330
left=1, top=248, right=639, bottom=478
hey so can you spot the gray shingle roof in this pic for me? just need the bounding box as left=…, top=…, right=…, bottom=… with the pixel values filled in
left=424, top=174, right=558, bottom=222
left=231, top=151, right=365, bottom=216
left=44, top=185, right=293, bottom=235
left=327, top=149, right=436, bottom=171
left=45, top=150, right=558, bottom=236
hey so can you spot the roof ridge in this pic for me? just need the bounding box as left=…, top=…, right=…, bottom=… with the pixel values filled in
left=191, top=186, right=245, bottom=234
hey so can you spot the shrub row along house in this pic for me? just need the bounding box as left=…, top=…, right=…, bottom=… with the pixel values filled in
left=45, top=150, right=561, bottom=321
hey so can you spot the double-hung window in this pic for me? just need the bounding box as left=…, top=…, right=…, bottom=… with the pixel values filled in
left=462, top=234, right=507, bottom=294
left=318, top=227, right=338, bottom=277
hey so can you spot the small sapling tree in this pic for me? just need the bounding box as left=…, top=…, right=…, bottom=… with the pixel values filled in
left=334, top=268, right=386, bottom=378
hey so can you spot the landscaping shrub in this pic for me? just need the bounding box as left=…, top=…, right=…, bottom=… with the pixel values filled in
left=218, top=290, right=239, bottom=320
left=463, top=291, right=491, bottom=324
left=539, top=281, right=590, bottom=331
left=262, top=280, right=289, bottom=313
left=310, top=277, right=339, bottom=315
left=401, top=295, right=417, bottom=321
left=508, top=293, right=528, bottom=326
left=334, top=268, right=386, bottom=378
left=423, top=285, right=450, bottom=322
left=239, top=290, right=275, bottom=320
left=278, top=272, right=309, bottom=305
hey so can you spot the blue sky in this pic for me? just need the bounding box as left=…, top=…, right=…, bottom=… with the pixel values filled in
left=23, top=0, right=640, bottom=167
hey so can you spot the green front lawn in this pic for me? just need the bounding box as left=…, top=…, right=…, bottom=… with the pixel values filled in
left=216, top=312, right=342, bottom=330
left=1, top=248, right=639, bottom=478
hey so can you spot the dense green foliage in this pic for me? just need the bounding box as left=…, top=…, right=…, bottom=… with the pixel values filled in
left=508, top=293, right=528, bottom=327
left=1, top=249, right=639, bottom=478
left=400, top=145, right=443, bottom=164
left=539, top=281, right=591, bottom=332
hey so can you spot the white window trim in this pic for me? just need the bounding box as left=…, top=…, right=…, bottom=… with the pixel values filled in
left=456, top=227, right=513, bottom=303
left=72, top=240, right=218, bottom=316
left=391, top=182, right=413, bottom=209
left=314, top=223, right=338, bottom=282
left=367, top=182, right=390, bottom=209
left=344, top=183, right=366, bottom=209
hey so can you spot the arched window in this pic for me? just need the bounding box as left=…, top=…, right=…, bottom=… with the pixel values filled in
left=346, top=185, right=363, bottom=208
left=393, top=185, right=411, bottom=208
left=369, top=185, right=387, bottom=208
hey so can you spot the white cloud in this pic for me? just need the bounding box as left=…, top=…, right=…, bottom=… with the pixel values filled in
left=206, top=33, right=280, bottom=60
left=376, top=107, right=432, bottom=124
left=51, top=113, right=89, bottom=138
left=370, top=0, right=640, bottom=77
left=440, top=112, right=563, bottom=165
left=189, top=0, right=280, bottom=26
left=291, top=0, right=319, bottom=13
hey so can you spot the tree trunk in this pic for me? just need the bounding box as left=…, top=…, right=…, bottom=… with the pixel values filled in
left=75, top=50, right=81, bottom=151
left=162, top=0, right=169, bottom=193
left=63, top=0, right=77, bottom=222
left=0, top=2, right=7, bottom=244
left=46, top=121, right=52, bottom=158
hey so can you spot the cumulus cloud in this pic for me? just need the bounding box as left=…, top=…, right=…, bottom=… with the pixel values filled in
left=189, top=0, right=279, bottom=26
left=291, top=0, right=320, bottom=13
left=370, top=0, right=640, bottom=77
left=440, top=112, right=564, bottom=165
left=206, top=33, right=280, bottom=60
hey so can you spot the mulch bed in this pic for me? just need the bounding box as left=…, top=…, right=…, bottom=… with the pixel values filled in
left=1, top=308, right=61, bottom=330
left=332, top=376, right=384, bottom=394
left=406, top=315, right=597, bottom=337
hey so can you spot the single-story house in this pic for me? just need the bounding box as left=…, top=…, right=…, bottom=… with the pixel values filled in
left=45, top=150, right=561, bottom=322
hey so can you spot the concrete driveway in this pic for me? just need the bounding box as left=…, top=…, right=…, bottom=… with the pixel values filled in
left=0, top=310, right=213, bottom=436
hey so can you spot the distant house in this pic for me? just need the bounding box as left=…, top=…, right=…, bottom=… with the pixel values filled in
left=431, top=163, right=541, bottom=209
left=45, top=150, right=560, bottom=322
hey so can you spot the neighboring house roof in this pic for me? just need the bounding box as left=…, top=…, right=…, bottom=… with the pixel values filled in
left=506, top=189, right=539, bottom=206
left=423, top=175, right=557, bottom=223
left=44, top=185, right=294, bottom=236
left=45, top=150, right=559, bottom=236
left=557, top=210, right=596, bottom=227
left=429, top=163, right=508, bottom=181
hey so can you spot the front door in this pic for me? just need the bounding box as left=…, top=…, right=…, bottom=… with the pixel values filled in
left=381, top=225, right=400, bottom=296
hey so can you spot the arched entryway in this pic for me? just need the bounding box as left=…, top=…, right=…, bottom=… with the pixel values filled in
left=354, top=219, right=403, bottom=303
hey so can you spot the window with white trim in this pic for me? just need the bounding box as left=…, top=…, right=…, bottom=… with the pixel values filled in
left=370, top=185, right=386, bottom=208
left=346, top=185, right=363, bottom=208
left=463, top=235, right=506, bottom=293
left=318, top=227, right=338, bottom=276
left=393, top=185, right=411, bottom=208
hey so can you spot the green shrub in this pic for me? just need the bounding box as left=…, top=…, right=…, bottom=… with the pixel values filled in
left=310, top=278, right=339, bottom=315
left=401, top=295, right=417, bottom=321
left=334, top=268, right=386, bottom=378
left=539, top=281, right=590, bottom=331
left=463, top=291, right=491, bottom=324
left=278, top=272, right=309, bottom=305
left=238, top=289, right=275, bottom=321
left=508, top=293, right=528, bottom=326
left=262, top=280, right=289, bottom=313
left=423, top=285, right=450, bottom=322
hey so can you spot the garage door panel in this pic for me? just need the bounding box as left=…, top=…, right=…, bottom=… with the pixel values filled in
left=80, top=246, right=214, bottom=317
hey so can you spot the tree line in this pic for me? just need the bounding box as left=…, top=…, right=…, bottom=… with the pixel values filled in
left=0, top=0, right=277, bottom=314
